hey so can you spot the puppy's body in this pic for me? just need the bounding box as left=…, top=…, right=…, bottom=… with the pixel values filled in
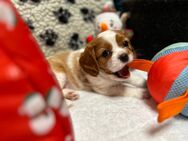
left=48, top=49, right=91, bottom=91
left=48, top=30, right=147, bottom=100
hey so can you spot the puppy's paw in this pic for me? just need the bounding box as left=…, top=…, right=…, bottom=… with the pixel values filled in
left=63, top=89, right=79, bottom=101
left=65, top=92, right=79, bottom=101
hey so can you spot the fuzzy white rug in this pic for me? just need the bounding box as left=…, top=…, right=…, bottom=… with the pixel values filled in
left=70, top=90, right=188, bottom=141
left=69, top=71, right=188, bottom=141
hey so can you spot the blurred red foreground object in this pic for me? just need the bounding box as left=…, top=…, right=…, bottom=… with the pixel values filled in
left=0, top=1, right=74, bottom=141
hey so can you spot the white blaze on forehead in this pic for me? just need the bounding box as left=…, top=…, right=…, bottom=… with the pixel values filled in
left=97, top=30, right=117, bottom=43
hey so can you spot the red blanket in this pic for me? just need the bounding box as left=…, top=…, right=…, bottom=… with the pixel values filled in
left=0, top=1, right=74, bottom=140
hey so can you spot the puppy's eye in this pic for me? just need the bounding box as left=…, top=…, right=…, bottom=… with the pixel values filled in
left=123, top=41, right=129, bottom=47
left=102, top=50, right=112, bottom=58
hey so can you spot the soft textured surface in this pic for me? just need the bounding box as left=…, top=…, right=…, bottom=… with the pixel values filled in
left=70, top=91, right=188, bottom=141
left=12, top=0, right=107, bottom=56
left=69, top=71, right=188, bottom=141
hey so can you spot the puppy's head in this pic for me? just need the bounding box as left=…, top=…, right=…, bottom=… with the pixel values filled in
left=79, top=30, right=135, bottom=81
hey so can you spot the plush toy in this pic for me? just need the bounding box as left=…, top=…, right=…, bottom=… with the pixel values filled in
left=95, top=12, right=128, bottom=33
left=128, top=42, right=188, bottom=123
left=86, top=11, right=125, bottom=43
left=86, top=1, right=130, bottom=43
left=86, top=9, right=129, bottom=43
left=0, top=1, right=74, bottom=140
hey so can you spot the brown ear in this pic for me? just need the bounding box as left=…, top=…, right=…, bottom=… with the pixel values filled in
left=79, top=42, right=99, bottom=76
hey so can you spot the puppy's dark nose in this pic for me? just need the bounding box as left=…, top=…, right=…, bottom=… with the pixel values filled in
left=119, top=53, right=129, bottom=62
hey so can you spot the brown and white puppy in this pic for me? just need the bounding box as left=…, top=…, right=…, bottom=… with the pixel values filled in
left=48, top=30, right=147, bottom=101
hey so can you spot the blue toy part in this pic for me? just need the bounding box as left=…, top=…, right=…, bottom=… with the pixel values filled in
left=152, top=42, right=188, bottom=61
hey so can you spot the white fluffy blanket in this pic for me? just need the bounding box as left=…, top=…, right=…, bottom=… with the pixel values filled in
left=69, top=71, right=188, bottom=141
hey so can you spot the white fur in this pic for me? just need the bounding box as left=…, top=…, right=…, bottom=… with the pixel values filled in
left=67, top=51, right=83, bottom=89
left=67, top=53, right=74, bottom=69
left=54, top=72, right=67, bottom=89
left=107, top=47, right=127, bottom=72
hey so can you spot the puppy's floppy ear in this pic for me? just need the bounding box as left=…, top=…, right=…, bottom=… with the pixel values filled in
left=79, top=41, right=99, bottom=76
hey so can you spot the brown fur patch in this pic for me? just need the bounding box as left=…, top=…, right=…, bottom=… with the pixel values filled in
left=116, top=33, right=126, bottom=47
left=79, top=41, right=100, bottom=76
left=115, top=31, right=135, bottom=55
left=94, top=38, right=112, bottom=58
left=48, top=51, right=69, bottom=73
left=80, top=37, right=114, bottom=75
left=94, top=38, right=113, bottom=73
left=48, top=51, right=80, bottom=88
left=115, top=32, right=129, bottom=47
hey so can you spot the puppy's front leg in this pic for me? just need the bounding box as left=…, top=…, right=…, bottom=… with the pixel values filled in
left=53, top=72, right=79, bottom=101
left=53, top=72, right=67, bottom=89
left=53, top=72, right=79, bottom=108
left=48, top=58, right=79, bottom=107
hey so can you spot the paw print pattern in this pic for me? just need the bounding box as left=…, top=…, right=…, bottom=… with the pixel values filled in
left=19, top=0, right=41, bottom=3
left=54, top=7, right=72, bottom=24
left=68, top=33, right=83, bottom=50
left=80, top=7, right=95, bottom=22
left=25, top=18, right=35, bottom=31
left=19, top=87, right=69, bottom=135
left=39, top=29, right=58, bottom=47
left=65, top=0, right=76, bottom=4
left=31, top=0, right=41, bottom=2
left=19, top=0, right=28, bottom=2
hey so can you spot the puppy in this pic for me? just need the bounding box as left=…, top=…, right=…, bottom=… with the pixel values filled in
left=48, top=30, right=147, bottom=101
